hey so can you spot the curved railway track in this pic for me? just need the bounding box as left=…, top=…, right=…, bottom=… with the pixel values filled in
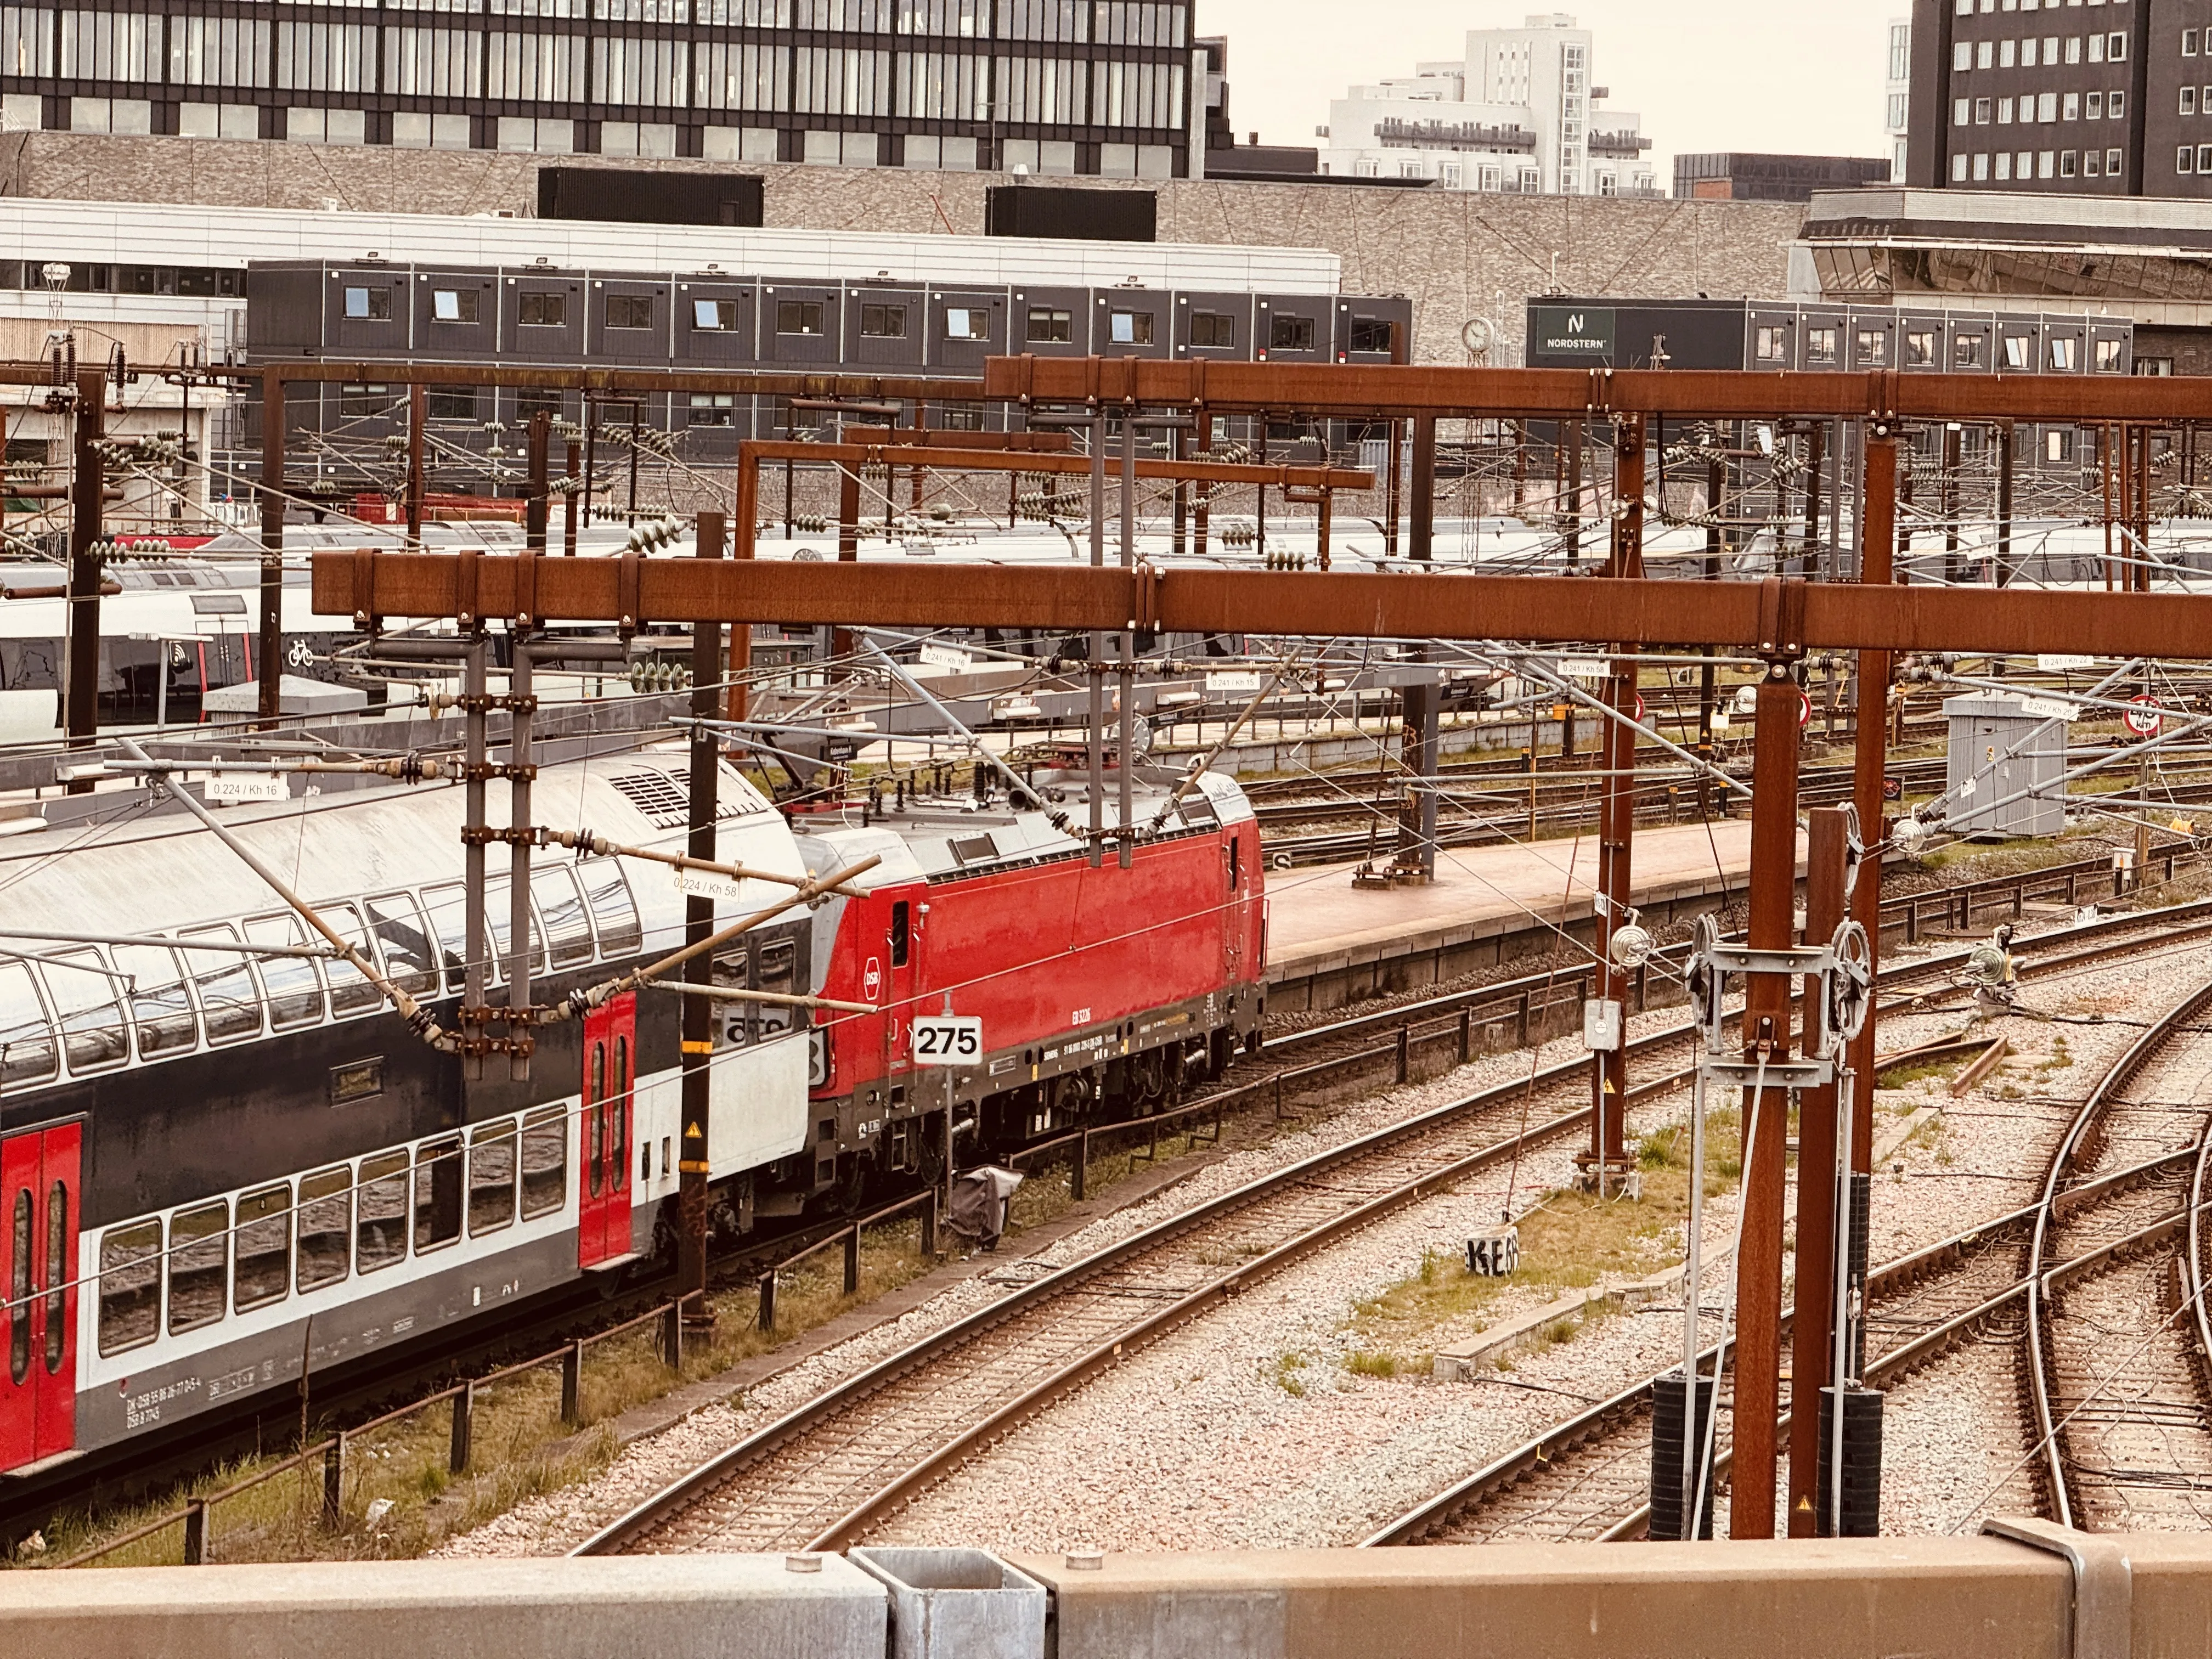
left=573, top=898, right=2212, bottom=1558
left=1368, top=953, right=2212, bottom=1546
left=2028, top=977, right=2212, bottom=1530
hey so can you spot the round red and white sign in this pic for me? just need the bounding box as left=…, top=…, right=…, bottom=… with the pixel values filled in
left=863, top=956, right=883, bottom=1001
left=2125, top=696, right=2164, bottom=738
left=1634, top=691, right=1648, bottom=725
left=1797, top=689, right=1813, bottom=730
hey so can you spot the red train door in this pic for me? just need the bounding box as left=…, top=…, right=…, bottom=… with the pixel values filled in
left=1, top=1122, right=80, bottom=1472
left=1223, top=830, right=1250, bottom=983
left=579, top=993, right=636, bottom=1267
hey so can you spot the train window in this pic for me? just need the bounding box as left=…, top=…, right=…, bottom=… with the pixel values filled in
left=113, top=943, right=198, bottom=1058
left=580, top=862, right=642, bottom=957
left=420, top=882, right=472, bottom=991
left=357, top=1151, right=410, bottom=1272
left=233, top=1184, right=292, bottom=1312
left=520, top=1106, right=567, bottom=1219
left=533, top=866, right=596, bottom=969
left=42, top=949, right=129, bottom=1072
left=296, top=1167, right=352, bottom=1291
left=612, top=1037, right=630, bottom=1193
left=179, top=924, right=262, bottom=1044
left=365, top=893, right=439, bottom=996
left=890, top=901, right=910, bottom=967
left=413, top=1138, right=464, bottom=1253
left=167, top=1201, right=229, bottom=1334
left=469, top=1120, right=518, bottom=1235
left=478, top=876, right=546, bottom=982
left=0, top=961, right=57, bottom=1085
left=758, top=938, right=799, bottom=1039
left=43, top=1182, right=64, bottom=1373
left=320, top=903, right=383, bottom=1017
left=712, top=944, right=753, bottom=1048
left=9, top=1189, right=28, bottom=1380
left=588, top=1041, right=606, bottom=1198
left=97, top=1217, right=162, bottom=1356
left=247, top=915, right=326, bottom=1030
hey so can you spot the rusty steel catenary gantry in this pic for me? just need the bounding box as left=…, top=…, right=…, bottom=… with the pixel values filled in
left=29, top=348, right=2212, bottom=1543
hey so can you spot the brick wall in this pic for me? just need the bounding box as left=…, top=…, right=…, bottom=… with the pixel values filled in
left=1, top=132, right=1803, bottom=365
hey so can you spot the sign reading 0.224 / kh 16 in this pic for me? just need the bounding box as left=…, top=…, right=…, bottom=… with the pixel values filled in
left=1529, top=306, right=1616, bottom=366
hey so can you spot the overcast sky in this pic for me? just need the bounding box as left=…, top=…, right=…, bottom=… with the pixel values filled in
left=1201, top=1, right=1900, bottom=174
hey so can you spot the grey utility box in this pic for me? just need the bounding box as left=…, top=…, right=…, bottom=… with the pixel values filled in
left=1943, top=693, right=2066, bottom=838
left=850, top=1547, right=1047, bottom=1659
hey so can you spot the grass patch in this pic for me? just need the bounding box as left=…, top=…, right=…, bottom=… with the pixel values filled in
left=1877, top=1056, right=1968, bottom=1091
left=1340, top=1108, right=1738, bottom=1378
left=1270, top=1352, right=1310, bottom=1397
left=29, top=1221, right=944, bottom=1570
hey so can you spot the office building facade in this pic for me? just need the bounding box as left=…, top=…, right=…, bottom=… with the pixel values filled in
left=0, top=0, right=1199, bottom=178
left=1316, top=12, right=1655, bottom=196
left=1904, top=0, right=2212, bottom=199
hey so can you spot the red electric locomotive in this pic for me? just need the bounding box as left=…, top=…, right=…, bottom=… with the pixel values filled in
left=785, top=761, right=1266, bottom=1203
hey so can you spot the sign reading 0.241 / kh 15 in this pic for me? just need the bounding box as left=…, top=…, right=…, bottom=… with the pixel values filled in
left=1529, top=306, right=1616, bottom=366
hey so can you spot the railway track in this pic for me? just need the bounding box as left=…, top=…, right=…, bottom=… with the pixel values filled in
left=1366, top=947, right=2212, bottom=1546
left=2028, top=977, right=2212, bottom=1530
left=571, top=898, right=2212, bottom=1558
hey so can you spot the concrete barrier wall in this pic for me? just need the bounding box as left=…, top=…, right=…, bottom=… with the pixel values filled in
left=9, top=1534, right=2212, bottom=1659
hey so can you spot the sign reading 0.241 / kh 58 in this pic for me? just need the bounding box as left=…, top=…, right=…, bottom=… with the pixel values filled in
left=1528, top=306, right=1617, bottom=366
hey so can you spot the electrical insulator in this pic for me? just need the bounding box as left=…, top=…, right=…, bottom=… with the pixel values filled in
left=1893, top=816, right=1932, bottom=856
left=1607, top=921, right=1654, bottom=969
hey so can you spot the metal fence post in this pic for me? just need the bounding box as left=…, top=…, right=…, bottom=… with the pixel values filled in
left=1395, top=1024, right=1410, bottom=1084
left=663, top=1299, right=685, bottom=1368
left=1517, top=991, right=1532, bottom=1047
left=920, top=1190, right=938, bottom=1258
left=1457, top=1007, right=1471, bottom=1065
left=561, top=1340, right=583, bottom=1425
left=844, top=1224, right=861, bottom=1296
left=758, top=1272, right=777, bottom=1332
left=1073, top=1128, right=1090, bottom=1201
left=323, top=1434, right=344, bottom=1525
left=448, top=1382, right=473, bottom=1475
left=182, top=1500, right=207, bottom=1565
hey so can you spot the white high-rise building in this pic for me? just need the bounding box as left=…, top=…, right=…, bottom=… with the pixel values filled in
left=1317, top=13, right=1654, bottom=196
left=1886, top=16, right=1912, bottom=182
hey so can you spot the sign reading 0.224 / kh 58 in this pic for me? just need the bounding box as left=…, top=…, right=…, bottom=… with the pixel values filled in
left=1529, top=306, right=1616, bottom=366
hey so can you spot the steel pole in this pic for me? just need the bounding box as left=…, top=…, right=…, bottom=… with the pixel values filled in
left=63, top=370, right=104, bottom=792
left=406, top=382, right=426, bottom=547
left=1787, top=806, right=1852, bottom=1535
left=1847, top=431, right=1897, bottom=1184
left=524, top=409, right=551, bottom=551
left=1395, top=414, right=1440, bottom=879
left=258, top=368, right=285, bottom=723
left=1592, top=413, right=1645, bottom=1183
left=679, top=512, right=726, bottom=1313
left=1733, top=662, right=1804, bottom=1541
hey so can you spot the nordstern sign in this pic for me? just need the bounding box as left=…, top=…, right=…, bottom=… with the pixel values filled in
left=1531, top=306, right=1616, bottom=363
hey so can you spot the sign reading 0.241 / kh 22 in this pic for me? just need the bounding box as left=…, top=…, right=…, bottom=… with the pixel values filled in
left=1529, top=306, right=1616, bottom=366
